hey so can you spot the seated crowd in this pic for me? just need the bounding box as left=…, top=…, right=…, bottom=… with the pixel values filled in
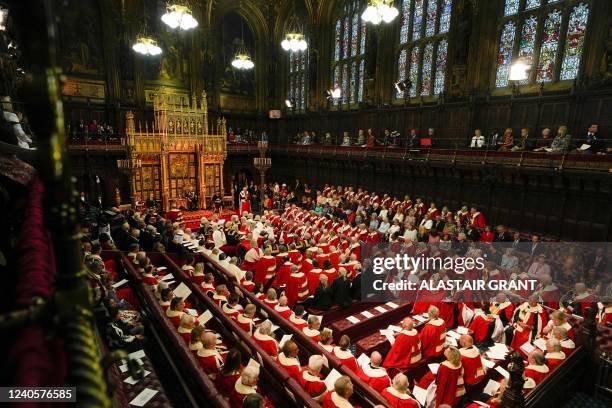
left=81, top=180, right=611, bottom=407
left=289, top=124, right=608, bottom=155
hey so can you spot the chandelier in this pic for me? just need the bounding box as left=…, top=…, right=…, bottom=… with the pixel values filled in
left=281, top=15, right=307, bottom=52
left=362, top=0, right=399, bottom=25
left=161, top=3, right=198, bottom=30
left=132, top=34, right=162, bottom=56
left=231, top=43, right=254, bottom=70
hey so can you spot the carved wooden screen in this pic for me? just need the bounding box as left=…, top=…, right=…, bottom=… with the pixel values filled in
left=134, top=164, right=161, bottom=202
left=168, top=153, right=197, bottom=199
left=204, top=163, right=222, bottom=199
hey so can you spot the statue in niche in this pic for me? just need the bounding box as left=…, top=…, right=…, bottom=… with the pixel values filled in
left=168, top=120, right=174, bottom=134
left=176, top=120, right=182, bottom=134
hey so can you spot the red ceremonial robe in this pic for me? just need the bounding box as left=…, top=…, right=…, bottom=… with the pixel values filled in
left=383, top=329, right=422, bottom=370
left=215, top=371, right=241, bottom=397
left=197, top=348, right=224, bottom=378
left=332, top=347, right=358, bottom=372
left=253, top=331, right=278, bottom=356
left=469, top=314, right=495, bottom=344
left=300, top=371, right=327, bottom=400
left=289, top=315, right=308, bottom=331
left=273, top=262, right=293, bottom=287
left=178, top=326, right=193, bottom=344
left=274, top=304, right=293, bottom=320
left=510, top=303, right=547, bottom=351
left=277, top=352, right=302, bottom=382
left=545, top=351, right=566, bottom=371
left=322, top=391, right=354, bottom=408
left=307, top=268, right=323, bottom=295
left=459, top=346, right=485, bottom=385
left=381, top=387, right=420, bottom=408
left=236, top=313, right=255, bottom=335
left=419, top=318, right=446, bottom=359
left=166, top=309, right=184, bottom=327
left=286, top=272, right=309, bottom=306
left=356, top=364, right=391, bottom=393
left=435, top=361, right=466, bottom=408
left=524, top=364, right=549, bottom=385
left=323, top=268, right=338, bottom=286
left=222, top=303, right=240, bottom=320
left=254, top=256, right=276, bottom=284
left=302, top=327, right=321, bottom=343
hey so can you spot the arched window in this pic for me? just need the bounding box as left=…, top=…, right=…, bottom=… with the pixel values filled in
left=287, top=50, right=308, bottom=113
left=332, top=0, right=367, bottom=107
left=395, top=0, right=452, bottom=99
left=495, top=0, right=591, bottom=88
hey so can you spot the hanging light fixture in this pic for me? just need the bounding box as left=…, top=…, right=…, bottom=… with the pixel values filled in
left=231, top=43, right=254, bottom=70
left=281, top=13, right=307, bottom=53
left=161, top=2, right=198, bottom=30
left=362, top=0, right=399, bottom=25
left=132, top=7, right=162, bottom=57
left=132, top=35, right=163, bottom=56
left=231, top=18, right=254, bottom=70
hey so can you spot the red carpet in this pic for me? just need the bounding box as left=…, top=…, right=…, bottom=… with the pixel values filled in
left=181, top=209, right=238, bottom=229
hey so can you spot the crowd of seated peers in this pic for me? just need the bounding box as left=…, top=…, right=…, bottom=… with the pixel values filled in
left=81, top=180, right=611, bottom=407
left=288, top=124, right=608, bottom=154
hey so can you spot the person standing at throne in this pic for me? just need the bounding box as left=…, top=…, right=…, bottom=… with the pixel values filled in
left=239, top=186, right=251, bottom=215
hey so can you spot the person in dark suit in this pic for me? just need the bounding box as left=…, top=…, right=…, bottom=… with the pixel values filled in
left=312, top=275, right=333, bottom=310
left=494, top=225, right=512, bottom=242
left=528, top=235, right=545, bottom=257
left=576, top=124, right=603, bottom=154
left=511, top=231, right=526, bottom=252
left=587, top=248, right=608, bottom=274
left=350, top=266, right=362, bottom=301
left=331, top=268, right=353, bottom=307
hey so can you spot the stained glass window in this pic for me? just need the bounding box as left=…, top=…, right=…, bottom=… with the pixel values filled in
left=287, top=48, right=308, bottom=112
left=409, top=47, right=420, bottom=97
left=412, top=0, right=424, bottom=41
left=421, top=42, right=434, bottom=96
left=439, top=0, right=452, bottom=34
left=425, top=0, right=438, bottom=37
left=518, top=15, right=537, bottom=83
left=400, top=0, right=411, bottom=44
left=536, top=10, right=562, bottom=82
left=494, top=0, right=590, bottom=88
left=504, top=0, right=519, bottom=16
left=396, top=0, right=452, bottom=98
left=560, top=3, right=589, bottom=80
left=433, top=40, right=448, bottom=95
left=396, top=48, right=407, bottom=98
left=332, top=0, right=366, bottom=107
left=495, top=22, right=516, bottom=88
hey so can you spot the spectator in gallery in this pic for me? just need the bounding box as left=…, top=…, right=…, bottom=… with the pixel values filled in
left=227, top=127, right=235, bottom=143
left=549, top=125, right=572, bottom=153
left=512, top=127, right=536, bottom=151
left=356, top=128, right=366, bottom=145
left=366, top=128, right=377, bottom=148
left=408, top=128, right=419, bottom=148
left=575, top=123, right=603, bottom=154
left=341, top=131, right=351, bottom=146
left=88, top=119, right=99, bottom=135
left=302, top=131, right=312, bottom=145
left=470, top=128, right=485, bottom=149
left=533, top=128, right=553, bottom=151
left=497, top=128, right=515, bottom=151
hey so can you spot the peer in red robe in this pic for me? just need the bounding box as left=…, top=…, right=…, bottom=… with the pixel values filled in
left=332, top=338, right=358, bottom=372
left=286, top=267, right=309, bottom=307
left=197, top=344, right=224, bottom=379
left=273, top=261, right=293, bottom=287
left=469, top=208, right=486, bottom=229
left=459, top=340, right=485, bottom=386
left=419, top=310, right=446, bottom=359
left=254, top=254, right=276, bottom=284
left=322, top=376, right=355, bottom=408
left=236, top=310, right=256, bottom=335
left=489, top=296, right=515, bottom=328
left=468, top=312, right=495, bottom=344
left=545, top=350, right=566, bottom=371
left=381, top=386, right=419, bottom=408
left=239, top=188, right=251, bottom=215
left=274, top=299, right=293, bottom=320
left=277, top=346, right=302, bottom=381
left=435, top=348, right=466, bottom=408
left=307, top=267, right=324, bottom=295
left=253, top=325, right=278, bottom=356
left=524, top=356, right=550, bottom=385
left=383, top=318, right=422, bottom=370
left=509, top=301, right=548, bottom=351
left=300, top=370, right=327, bottom=401
left=356, top=353, right=391, bottom=394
